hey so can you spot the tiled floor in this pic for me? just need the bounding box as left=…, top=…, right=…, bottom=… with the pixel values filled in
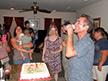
left=8, top=51, right=66, bottom=81
left=58, top=77, right=66, bottom=81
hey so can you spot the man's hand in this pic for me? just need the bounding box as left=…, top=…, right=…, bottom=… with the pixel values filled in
left=62, top=26, right=67, bottom=34
left=66, top=24, right=74, bottom=36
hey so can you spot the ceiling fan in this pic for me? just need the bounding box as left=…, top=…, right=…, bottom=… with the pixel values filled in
left=19, top=2, right=51, bottom=14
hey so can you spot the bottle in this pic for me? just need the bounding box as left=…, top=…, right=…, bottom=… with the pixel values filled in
left=4, top=63, right=10, bottom=81
left=0, top=61, right=4, bottom=69
left=65, top=24, right=75, bottom=30
left=5, top=70, right=10, bottom=81
left=0, top=60, right=4, bottom=81
left=0, top=60, right=2, bottom=67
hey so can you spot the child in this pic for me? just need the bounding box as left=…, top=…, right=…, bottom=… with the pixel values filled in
left=19, top=29, right=33, bottom=61
left=0, top=32, right=11, bottom=64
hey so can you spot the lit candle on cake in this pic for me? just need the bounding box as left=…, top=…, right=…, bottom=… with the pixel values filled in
left=35, top=64, right=38, bottom=68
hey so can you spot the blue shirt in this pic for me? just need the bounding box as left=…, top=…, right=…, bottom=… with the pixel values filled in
left=68, top=34, right=94, bottom=81
left=93, top=38, right=108, bottom=66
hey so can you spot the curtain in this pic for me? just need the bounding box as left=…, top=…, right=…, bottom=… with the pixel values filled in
left=4, top=17, right=13, bottom=29
left=44, top=18, right=52, bottom=30
left=15, top=17, right=24, bottom=27
left=44, top=18, right=61, bottom=36
left=54, top=19, right=61, bottom=36
left=10, top=18, right=17, bottom=37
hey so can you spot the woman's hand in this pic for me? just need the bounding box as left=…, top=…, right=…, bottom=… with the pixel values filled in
left=4, top=40, right=11, bottom=52
left=21, top=41, right=33, bottom=48
left=62, top=41, right=66, bottom=46
left=28, top=49, right=34, bottom=53
left=50, top=51, right=55, bottom=54
left=98, top=63, right=102, bottom=71
left=42, top=55, right=45, bottom=62
left=18, top=45, right=23, bottom=48
left=4, top=40, right=8, bottom=46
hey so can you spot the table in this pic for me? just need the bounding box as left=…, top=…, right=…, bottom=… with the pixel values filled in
left=8, top=63, right=55, bottom=81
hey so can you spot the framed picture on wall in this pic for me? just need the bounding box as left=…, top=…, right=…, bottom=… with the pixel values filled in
left=93, top=18, right=101, bottom=28
left=91, top=18, right=101, bottom=41
left=28, top=18, right=40, bottom=30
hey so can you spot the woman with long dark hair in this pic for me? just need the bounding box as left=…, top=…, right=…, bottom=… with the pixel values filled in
left=11, top=26, right=33, bottom=64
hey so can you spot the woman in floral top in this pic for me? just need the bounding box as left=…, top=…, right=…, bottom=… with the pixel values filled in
left=42, top=25, right=63, bottom=81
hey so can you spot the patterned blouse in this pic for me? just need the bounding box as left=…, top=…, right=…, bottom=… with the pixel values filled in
left=0, top=43, right=10, bottom=63
left=44, top=36, right=62, bottom=74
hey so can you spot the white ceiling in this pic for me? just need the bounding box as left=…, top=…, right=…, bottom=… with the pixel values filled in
left=0, top=0, right=102, bottom=12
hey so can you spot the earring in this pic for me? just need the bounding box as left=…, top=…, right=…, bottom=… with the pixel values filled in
left=49, top=33, right=51, bottom=35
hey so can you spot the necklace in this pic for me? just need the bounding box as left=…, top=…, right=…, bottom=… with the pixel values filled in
left=49, top=36, right=57, bottom=41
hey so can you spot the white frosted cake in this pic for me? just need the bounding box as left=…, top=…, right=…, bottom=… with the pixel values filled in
left=19, top=63, right=51, bottom=81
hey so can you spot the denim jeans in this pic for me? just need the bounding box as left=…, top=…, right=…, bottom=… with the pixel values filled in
left=13, top=58, right=30, bottom=64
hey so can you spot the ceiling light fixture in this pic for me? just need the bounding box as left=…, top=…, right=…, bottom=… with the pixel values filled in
left=53, top=9, right=56, bottom=12
left=66, top=7, right=71, bottom=9
left=84, top=0, right=88, bottom=1
left=10, top=7, right=14, bottom=11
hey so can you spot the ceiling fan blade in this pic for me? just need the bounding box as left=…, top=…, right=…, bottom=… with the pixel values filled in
left=19, top=2, right=51, bottom=14
left=38, top=9, right=51, bottom=13
left=19, top=9, right=32, bottom=13
left=22, top=9, right=32, bottom=11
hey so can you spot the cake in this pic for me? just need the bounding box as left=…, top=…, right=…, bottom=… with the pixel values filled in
left=19, top=63, right=51, bottom=81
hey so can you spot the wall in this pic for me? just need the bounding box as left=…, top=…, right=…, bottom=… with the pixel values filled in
left=0, top=9, right=77, bottom=40
left=76, top=0, right=108, bottom=31
left=0, top=9, right=76, bottom=30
